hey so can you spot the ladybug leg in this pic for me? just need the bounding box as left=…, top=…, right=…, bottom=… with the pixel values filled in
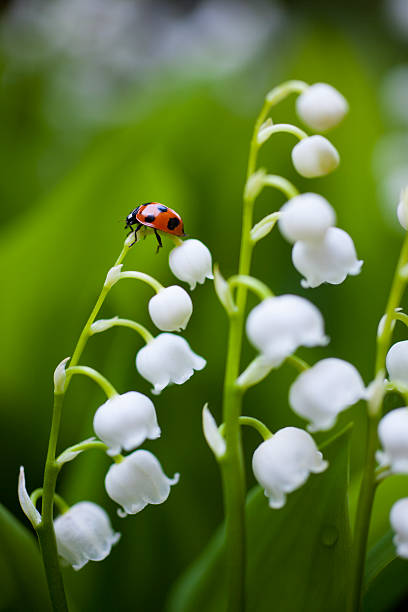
left=129, top=223, right=143, bottom=246
left=154, top=229, right=163, bottom=254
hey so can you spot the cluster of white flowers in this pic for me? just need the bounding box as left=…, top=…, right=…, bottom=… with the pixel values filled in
left=278, top=193, right=363, bottom=288
left=19, top=238, right=215, bottom=571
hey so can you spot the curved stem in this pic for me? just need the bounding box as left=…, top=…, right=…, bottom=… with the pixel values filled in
left=228, top=275, right=273, bottom=301
left=31, top=489, right=70, bottom=515
left=285, top=354, right=310, bottom=373
left=91, top=317, right=154, bottom=344
left=66, top=365, right=117, bottom=398
left=220, top=417, right=272, bottom=441
left=258, top=123, right=308, bottom=146
left=118, top=271, right=164, bottom=293
left=39, top=240, right=131, bottom=611
left=349, top=229, right=408, bottom=612
left=262, top=175, right=300, bottom=199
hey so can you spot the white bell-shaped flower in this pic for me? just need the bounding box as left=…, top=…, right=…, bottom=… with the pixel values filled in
left=105, top=450, right=179, bottom=517
left=292, top=135, right=340, bottom=178
left=376, top=407, right=408, bottom=473
left=296, top=83, right=348, bottom=132
left=252, top=427, right=328, bottom=509
left=246, top=295, right=328, bottom=368
left=386, top=341, right=408, bottom=387
left=54, top=502, right=120, bottom=571
left=136, top=333, right=206, bottom=395
left=93, top=391, right=160, bottom=456
left=292, top=227, right=363, bottom=288
left=289, top=358, right=366, bottom=432
left=390, top=498, right=408, bottom=559
left=278, top=193, right=336, bottom=244
left=169, top=239, right=214, bottom=290
left=148, top=286, right=192, bottom=332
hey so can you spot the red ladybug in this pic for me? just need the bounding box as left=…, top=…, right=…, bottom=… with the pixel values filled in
left=125, top=202, right=185, bottom=251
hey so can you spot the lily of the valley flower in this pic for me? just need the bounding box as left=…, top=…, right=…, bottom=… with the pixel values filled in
left=386, top=341, right=408, bottom=387
left=54, top=502, right=120, bottom=570
left=246, top=295, right=328, bottom=367
left=105, top=450, right=179, bottom=517
left=252, top=427, right=328, bottom=509
left=289, top=358, right=366, bottom=432
left=291, top=135, right=340, bottom=178
left=169, top=239, right=213, bottom=290
left=390, top=498, right=408, bottom=559
left=377, top=407, right=408, bottom=473
left=93, top=391, right=160, bottom=456
left=292, top=227, right=363, bottom=288
left=296, top=83, right=348, bottom=132
left=278, top=193, right=336, bottom=244
left=136, top=333, right=206, bottom=394
left=148, top=285, right=192, bottom=331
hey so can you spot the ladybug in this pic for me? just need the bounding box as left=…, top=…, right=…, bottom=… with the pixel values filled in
left=125, top=202, right=185, bottom=251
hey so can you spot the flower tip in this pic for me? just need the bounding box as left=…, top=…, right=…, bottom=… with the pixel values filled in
left=18, top=466, right=41, bottom=528
left=202, top=404, right=226, bottom=459
left=53, top=357, right=70, bottom=394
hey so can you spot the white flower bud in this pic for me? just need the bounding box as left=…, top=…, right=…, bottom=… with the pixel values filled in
left=292, top=227, right=363, bottom=288
left=252, top=427, right=328, bottom=509
left=53, top=357, right=70, bottom=394
left=202, top=404, right=226, bottom=459
left=292, top=136, right=340, bottom=178
left=104, top=264, right=123, bottom=289
left=169, top=239, right=213, bottom=290
left=135, top=333, right=206, bottom=395
left=246, top=295, right=328, bottom=368
left=54, top=502, right=120, bottom=570
left=148, top=286, right=192, bottom=332
left=278, top=193, right=336, bottom=244
left=386, top=341, right=408, bottom=386
left=397, top=187, right=408, bottom=230
left=236, top=355, right=274, bottom=389
left=105, top=450, right=179, bottom=517
left=376, top=408, right=408, bottom=473
left=289, top=358, right=366, bottom=432
left=93, top=392, right=160, bottom=456
left=296, top=83, right=348, bottom=132
left=18, top=466, right=41, bottom=528
left=390, top=498, right=408, bottom=559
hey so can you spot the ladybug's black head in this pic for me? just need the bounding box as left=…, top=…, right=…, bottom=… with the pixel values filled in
left=125, top=206, right=140, bottom=228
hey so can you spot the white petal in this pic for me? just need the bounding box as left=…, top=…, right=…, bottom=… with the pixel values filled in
left=291, top=136, right=340, bottom=178
left=386, top=341, right=408, bottom=386
left=93, top=392, right=160, bottom=456
left=54, top=502, right=120, bottom=570
left=289, top=358, right=365, bottom=432
left=279, top=193, right=336, bottom=244
left=246, top=295, right=328, bottom=366
left=136, top=333, right=206, bottom=394
left=169, top=239, right=213, bottom=290
left=292, top=227, right=363, bottom=288
left=296, top=83, right=348, bottom=132
left=18, top=467, right=41, bottom=528
left=252, top=427, right=328, bottom=509
left=148, top=286, right=193, bottom=332
left=390, top=498, right=408, bottom=559
left=202, top=405, right=226, bottom=458
left=105, top=450, right=179, bottom=516
left=104, top=264, right=123, bottom=289
left=377, top=407, right=408, bottom=473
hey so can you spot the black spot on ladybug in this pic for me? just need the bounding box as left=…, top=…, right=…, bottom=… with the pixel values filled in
left=167, top=217, right=180, bottom=230
left=158, top=205, right=168, bottom=212
left=145, top=215, right=156, bottom=223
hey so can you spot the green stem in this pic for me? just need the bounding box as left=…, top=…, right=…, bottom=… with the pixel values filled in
left=37, top=392, right=68, bottom=612
left=31, top=490, right=69, bottom=515
left=118, top=270, right=164, bottom=293
left=262, top=175, right=300, bottom=199
left=220, top=417, right=273, bottom=441
left=349, top=229, right=408, bottom=612
left=39, top=241, right=131, bottom=611
left=258, top=123, right=308, bottom=146
left=228, top=275, right=274, bottom=301
left=220, top=83, right=304, bottom=612
left=91, top=317, right=154, bottom=344
left=66, top=365, right=118, bottom=398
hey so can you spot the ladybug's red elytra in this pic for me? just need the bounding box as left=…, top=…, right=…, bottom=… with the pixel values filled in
left=125, top=202, right=185, bottom=251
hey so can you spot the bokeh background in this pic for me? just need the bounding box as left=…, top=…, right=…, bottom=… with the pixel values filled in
left=1, top=0, right=408, bottom=610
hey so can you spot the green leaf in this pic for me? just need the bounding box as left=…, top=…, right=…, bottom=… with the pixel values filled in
left=167, top=427, right=352, bottom=612
left=0, top=504, right=51, bottom=612
left=364, top=530, right=396, bottom=590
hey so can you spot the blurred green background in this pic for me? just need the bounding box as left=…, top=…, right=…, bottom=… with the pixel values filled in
left=1, top=0, right=408, bottom=610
